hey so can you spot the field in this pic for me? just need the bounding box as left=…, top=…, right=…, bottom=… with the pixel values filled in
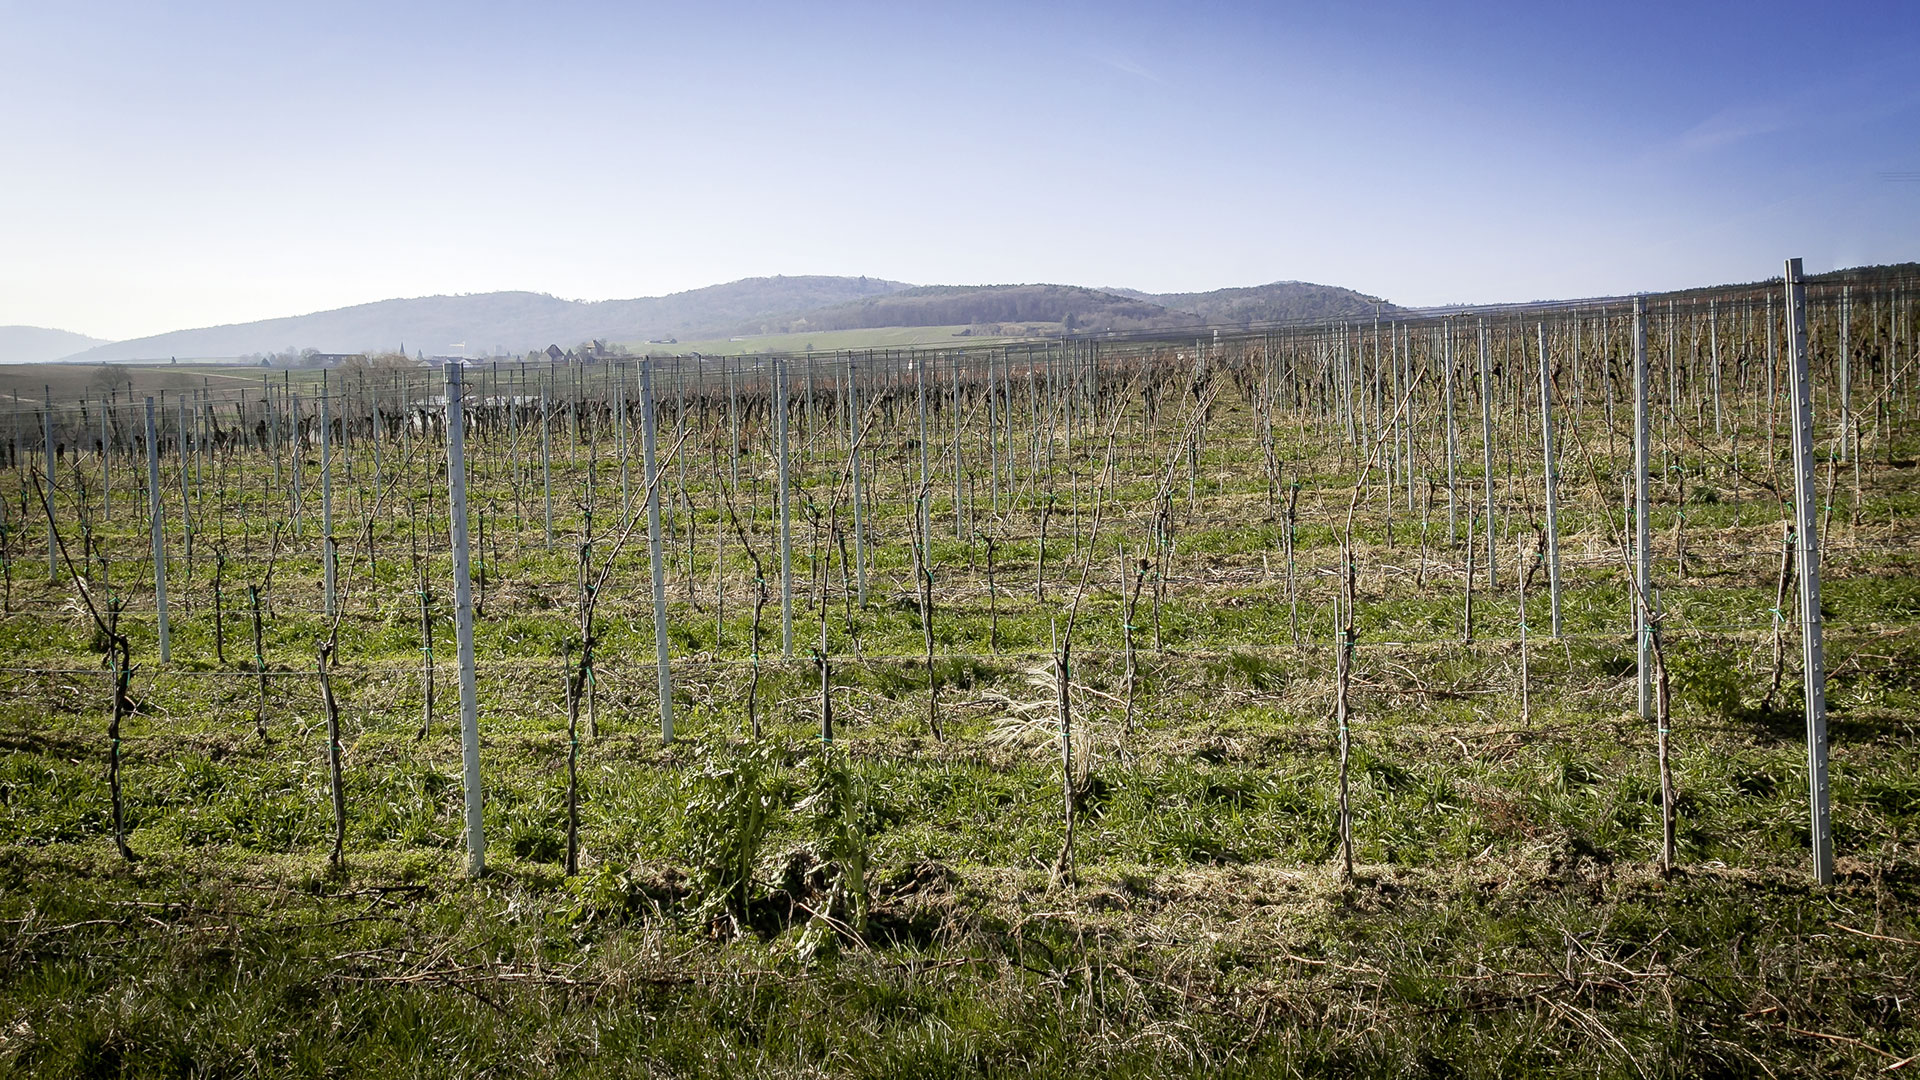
left=1, top=282, right=1919, bottom=1077
left=0, top=362, right=304, bottom=408
left=635, top=324, right=1044, bottom=357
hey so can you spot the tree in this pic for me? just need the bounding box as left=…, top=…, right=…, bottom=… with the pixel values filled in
left=87, top=364, right=132, bottom=396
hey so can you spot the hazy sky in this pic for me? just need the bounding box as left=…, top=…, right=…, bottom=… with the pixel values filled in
left=4, top=0, right=1916, bottom=341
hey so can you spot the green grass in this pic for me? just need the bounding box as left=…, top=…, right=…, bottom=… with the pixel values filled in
left=0, top=360, right=321, bottom=406
left=2, top=352, right=1920, bottom=1075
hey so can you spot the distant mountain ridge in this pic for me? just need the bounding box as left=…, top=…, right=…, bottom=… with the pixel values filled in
left=60, top=276, right=912, bottom=363
left=52, top=275, right=1396, bottom=363
left=740, top=284, right=1172, bottom=336
left=0, top=326, right=107, bottom=364
left=1140, top=281, right=1394, bottom=325
left=738, top=281, right=1396, bottom=337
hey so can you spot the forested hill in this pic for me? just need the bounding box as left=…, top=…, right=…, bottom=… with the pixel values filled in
left=738, top=285, right=1173, bottom=335
left=49, top=275, right=1399, bottom=363
left=1138, top=281, right=1396, bottom=325
left=58, top=276, right=912, bottom=362
left=739, top=280, right=1397, bottom=337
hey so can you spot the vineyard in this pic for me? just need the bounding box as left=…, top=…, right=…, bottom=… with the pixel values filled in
left=2, top=263, right=1919, bottom=1076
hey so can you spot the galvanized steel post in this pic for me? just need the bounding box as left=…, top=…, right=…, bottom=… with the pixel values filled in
left=145, top=397, right=170, bottom=664
left=444, top=363, right=486, bottom=877
left=639, top=359, right=674, bottom=742
left=1784, top=259, right=1834, bottom=884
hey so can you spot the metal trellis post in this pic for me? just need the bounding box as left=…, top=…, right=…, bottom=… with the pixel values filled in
left=1538, top=323, right=1563, bottom=637
left=639, top=359, right=675, bottom=742
left=1633, top=299, right=1653, bottom=723
left=146, top=397, right=171, bottom=664
left=1784, top=258, right=1834, bottom=885
left=444, top=363, right=486, bottom=877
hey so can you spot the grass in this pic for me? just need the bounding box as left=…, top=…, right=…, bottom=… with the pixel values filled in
left=1, top=339, right=1918, bottom=1075
left=0, top=361, right=316, bottom=407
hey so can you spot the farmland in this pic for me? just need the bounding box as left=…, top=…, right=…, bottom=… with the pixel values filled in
left=636, top=323, right=1036, bottom=357
left=1, top=271, right=1919, bottom=1076
left=0, top=362, right=296, bottom=407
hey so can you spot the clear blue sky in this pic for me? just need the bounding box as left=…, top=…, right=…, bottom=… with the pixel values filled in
left=3, top=0, right=1916, bottom=340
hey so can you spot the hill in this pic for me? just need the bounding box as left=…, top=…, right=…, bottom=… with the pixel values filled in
left=0, top=326, right=106, bottom=364
left=59, top=276, right=911, bottom=362
left=737, top=284, right=1175, bottom=336
left=739, top=280, right=1397, bottom=339
left=49, top=275, right=1399, bottom=364
left=1142, top=280, right=1395, bottom=325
